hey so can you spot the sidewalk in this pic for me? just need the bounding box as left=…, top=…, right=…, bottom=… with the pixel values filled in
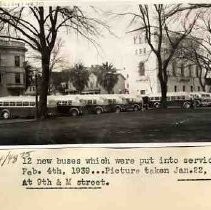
left=0, top=118, right=36, bottom=125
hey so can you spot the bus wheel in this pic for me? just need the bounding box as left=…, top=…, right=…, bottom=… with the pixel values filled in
left=2, top=110, right=10, bottom=119
left=183, top=102, right=191, bottom=109
left=195, top=100, right=201, bottom=107
left=133, top=105, right=139, bottom=112
left=115, top=107, right=121, bottom=113
left=96, top=108, right=102, bottom=115
left=71, top=109, right=79, bottom=116
left=154, top=102, right=160, bottom=109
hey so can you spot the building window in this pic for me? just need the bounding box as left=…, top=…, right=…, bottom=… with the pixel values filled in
left=139, top=36, right=142, bottom=44
left=191, top=86, right=193, bottom=92
left=15, top=56, right=20, bottom=67
left=15, top=73, right=21, bottom=84
left=172, top=62, right=176, bottom=76
left=138, top=62, right=145, bottom=76
left=181, top=63, right=184, bottom=76
left=140, top=90, right=145, bottom=95
left=183, top=85, right=186, bottom=92
left=174, top=85, right=177, bottom=92
left=143, top=48, right=146, bottom=53
left=198, top=86, right=200, bottom=91
left=135, top=49, right=138, bottom=55
left=90, top=82, right=94, bottom=89
left=196, top=65, right=199, bottom=78
left=133, top=36, right=137, bottom=44
left=189, top=65, right=192, bottom=77
left=139, top=49, right=142, bottom=54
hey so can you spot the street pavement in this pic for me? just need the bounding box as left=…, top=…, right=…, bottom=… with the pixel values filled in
left=0, top=118, right=35, bottom=125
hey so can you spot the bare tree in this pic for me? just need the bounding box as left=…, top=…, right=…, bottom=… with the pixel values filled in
left=0, top=6, right=105, bottom=118
left=175, top=37, right=210, bottom=91
left=119, top=4, right=199, bottom=107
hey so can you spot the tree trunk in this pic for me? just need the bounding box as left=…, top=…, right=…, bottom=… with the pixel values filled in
left=158, top=64, right=168, bottom=109
left=160, top=81, right=167, bottom=108
left=39, top=51, right=51, bottom=119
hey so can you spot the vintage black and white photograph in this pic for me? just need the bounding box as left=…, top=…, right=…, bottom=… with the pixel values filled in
left=0, top=2, right=211, bottom=144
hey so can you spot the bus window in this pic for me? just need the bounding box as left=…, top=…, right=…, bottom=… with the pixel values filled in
left=10, top=102, right=15, bottom=106
left=155, top=97, right=159, bottom=100
left=62, top=101, right=67, bottom=105
left=87, top=100, right=92, bottom=105
left=0, top=102, right=2, bottom=106
left=68, top=100, right=72, bottom=105
left=167, top=97, right=170, bottom=101
left=171, top=96, right=176, bottom=100
left=23, top=102, right=29, bottom=106
left=108, top=99, right=112, bottom=104
left=30, top=102, right=35, bottom=106
left=93, top=100, right=97, bottom=105
left=3, top=102, right=9, bottom=106
left=181, top=96, right=185, bottom=100
left=16, top=102, right=22, bottom=106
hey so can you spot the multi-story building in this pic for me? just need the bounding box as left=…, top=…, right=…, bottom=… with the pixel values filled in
left=127, top=31, right=207, bottom=95
left=0, top=40, right=27, bottom=96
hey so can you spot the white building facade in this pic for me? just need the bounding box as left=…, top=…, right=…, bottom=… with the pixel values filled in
left=0, top=40, right=27, bottom=96
left=127, top=31, right=207, bottom=95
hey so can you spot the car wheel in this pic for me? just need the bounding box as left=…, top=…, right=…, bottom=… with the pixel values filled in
left=115, top=107, right=121, bottom=113
left=96, top=108, right=102, bottom=115
left=195, top=100, right=201, bottom=107
left=2, top=110, right=10, bottom=119
left=71, top=109, right=78, bottom=116
left=183, top=102, right=191, bottom=109
left=133, top=106, right=139, bottom=112
left=154, top=102, right=160, bottom=109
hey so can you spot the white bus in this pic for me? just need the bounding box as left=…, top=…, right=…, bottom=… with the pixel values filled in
left=98, top=94, right=125, bottom=113
left=147, top=92, right=195, bottom=109
left=189, top=92, right=211, bottom=107
left=0, top=96, right=57, bottom=119
left=47, top=95, right=85, bottom=116
left=118, top=94, right=143, bottom=111
left=75, top=94, right=109, bottom=115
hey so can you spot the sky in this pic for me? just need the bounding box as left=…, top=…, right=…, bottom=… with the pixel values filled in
left=25, top=2, right=139, bottom=73
left=59, top=3, right=137, bottom=70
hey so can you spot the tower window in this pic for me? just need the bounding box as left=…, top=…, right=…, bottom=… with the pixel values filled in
left=172, top=62, right=176, bottom=76
left=191, top=86, right=193, bottom=92
left=138, top=62, right=145, bottom=76
left=15, top=73, right=21, bottom=84
left=15, top=56, right=20, bottom=67
left=181, top=63, right=184, bottom=76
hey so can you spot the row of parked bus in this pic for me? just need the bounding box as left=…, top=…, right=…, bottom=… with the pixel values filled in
left=0, top=94, right=143, bottom=119
left=0, top=92, right=210, bottom=119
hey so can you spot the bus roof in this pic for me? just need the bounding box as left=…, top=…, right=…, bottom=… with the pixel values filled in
left=0, top=96, right=35, bottom=102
